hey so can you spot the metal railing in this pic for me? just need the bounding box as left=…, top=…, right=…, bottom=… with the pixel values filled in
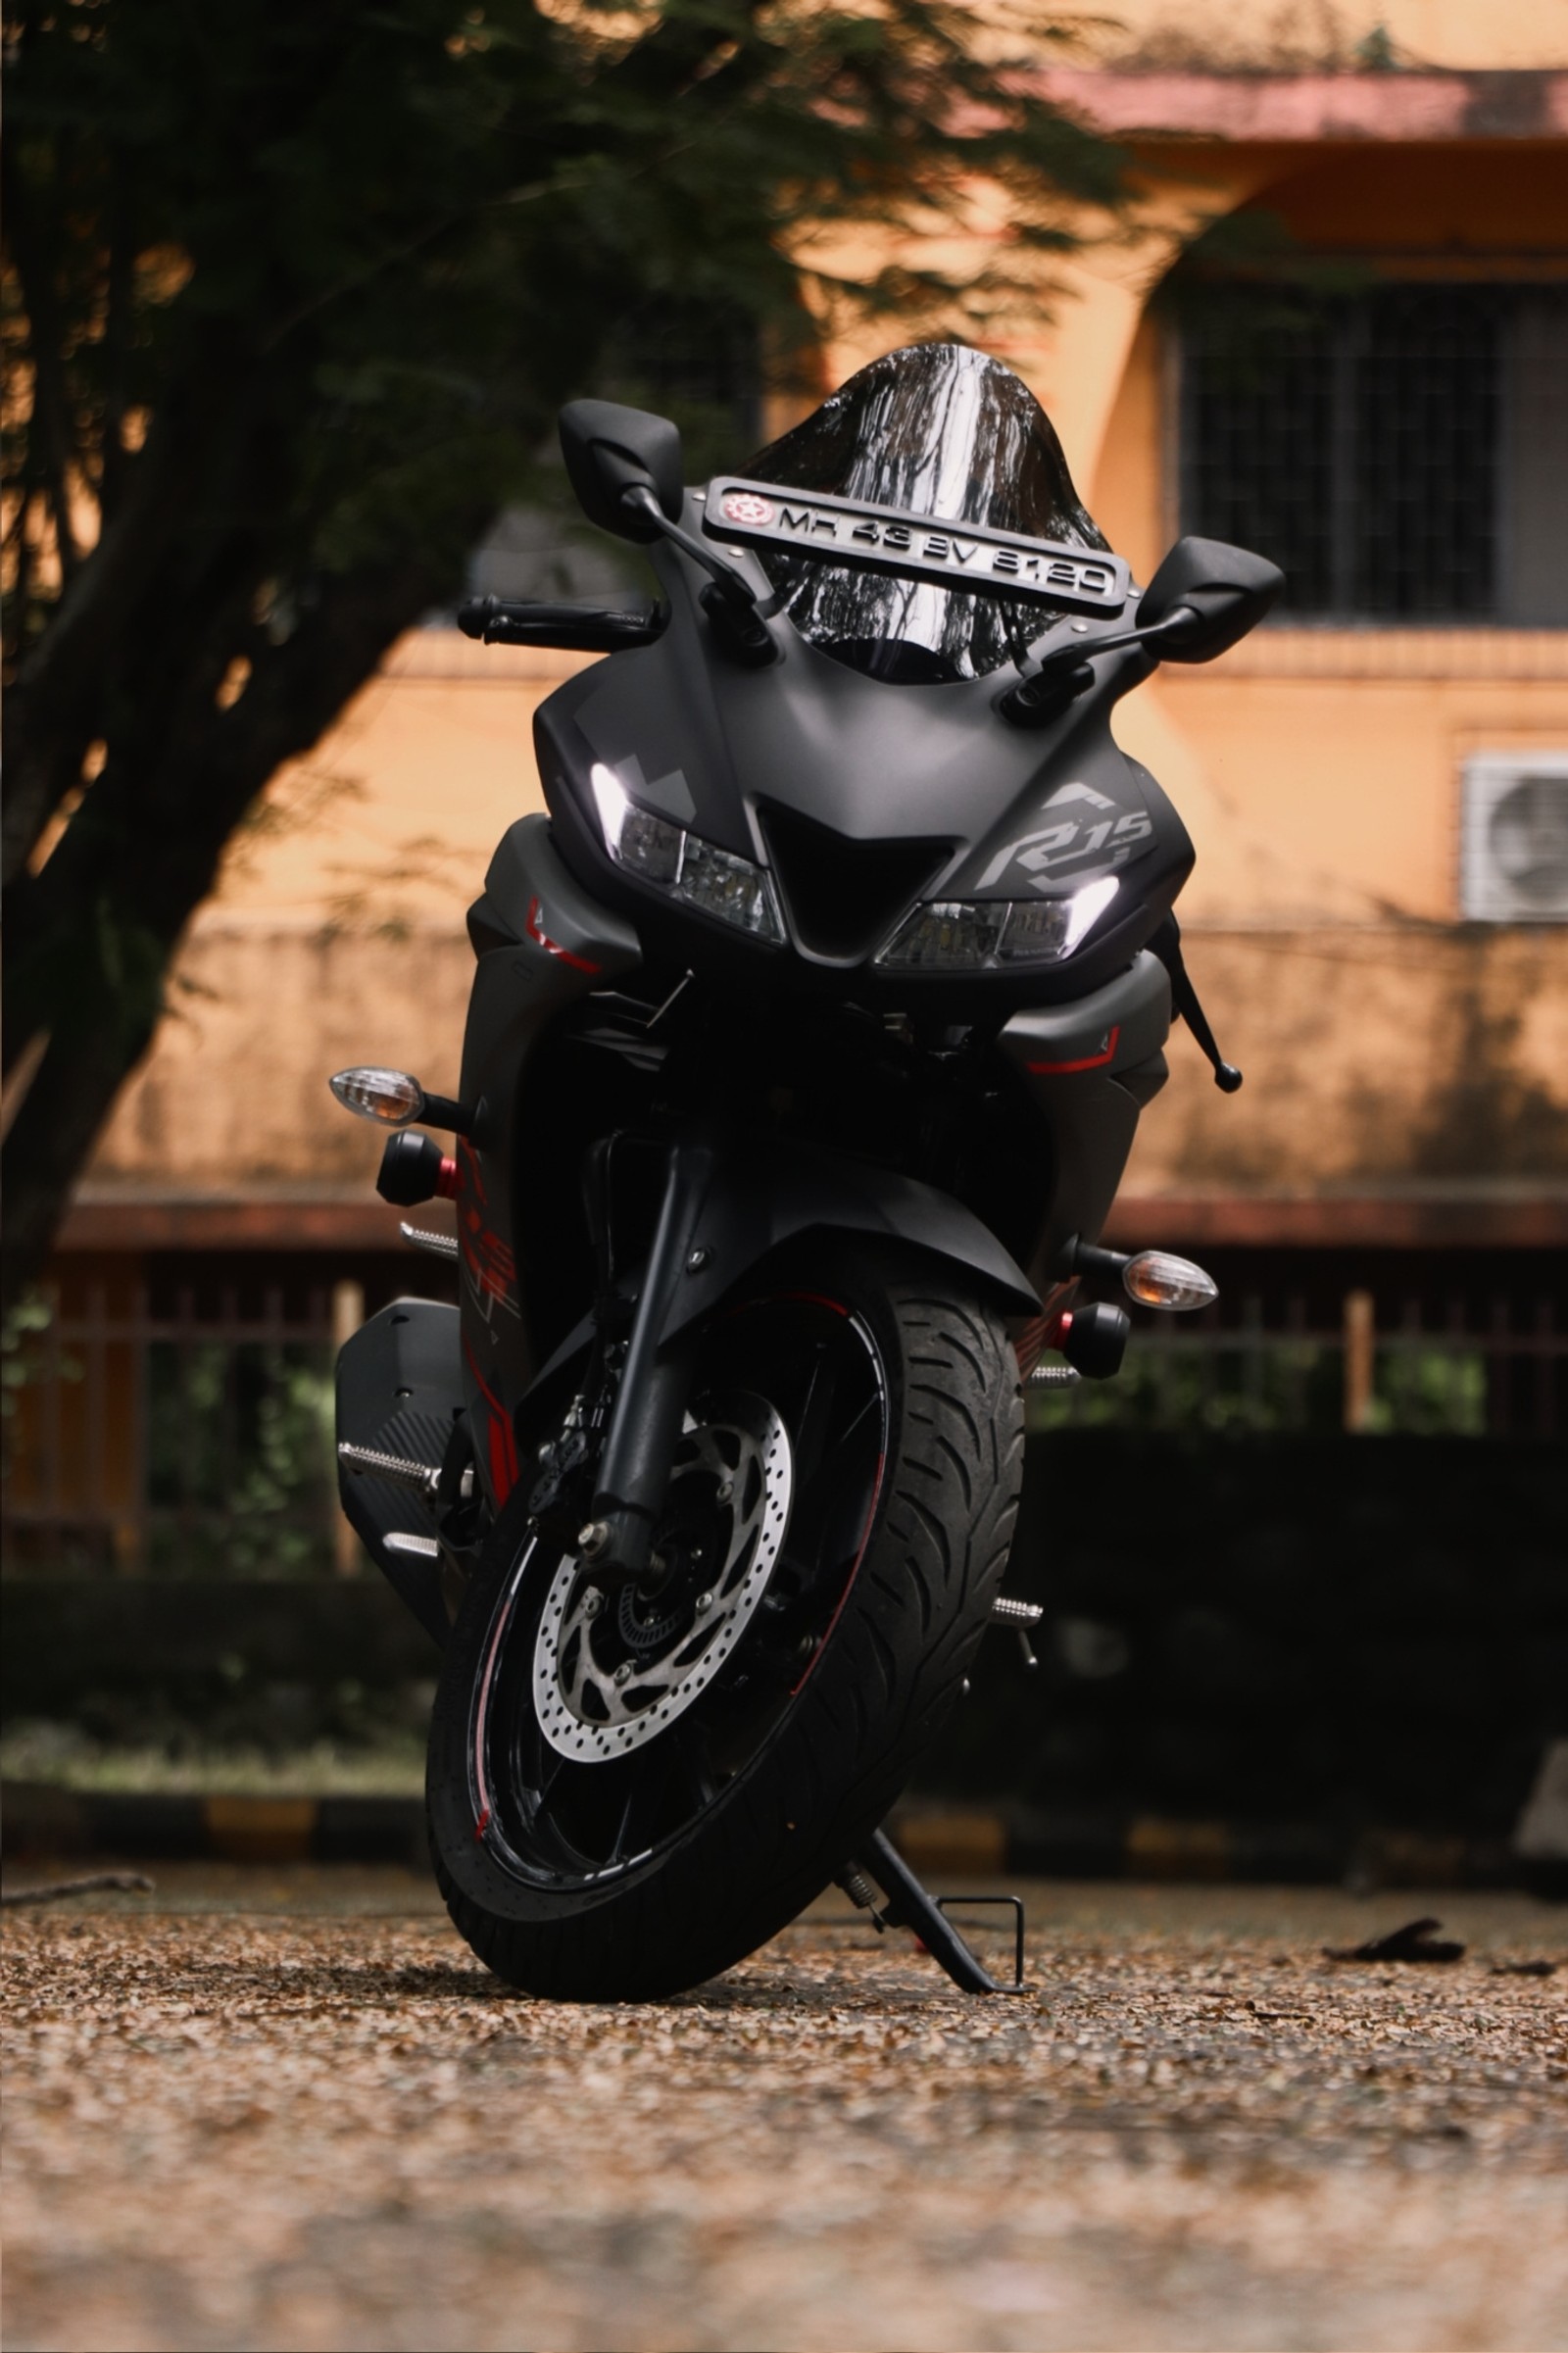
left=1030, top=1284, right=1564, bottom=1438
left=3, top=1280, right=352, bottom=1576
left=5, top=1270, right=1561, bottom=1575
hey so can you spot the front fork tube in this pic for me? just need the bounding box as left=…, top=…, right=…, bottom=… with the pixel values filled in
left=585, top=1137, right=713, bottom=1583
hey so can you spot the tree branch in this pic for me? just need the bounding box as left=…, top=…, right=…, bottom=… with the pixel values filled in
left=0, top=530, right=489, bottom=1311
left=98, top=187, right=134, bottom=523
left=1, top=353, right=243, bottom=892
left=0, top=147, right=86, bottom=591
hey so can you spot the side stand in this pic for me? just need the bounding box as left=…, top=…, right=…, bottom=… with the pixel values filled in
left=838, top=1827, right=1026, bottom=1995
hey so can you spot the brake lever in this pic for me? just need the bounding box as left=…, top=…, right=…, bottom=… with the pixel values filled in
left=1151, top=913, right=1243, bottom=1092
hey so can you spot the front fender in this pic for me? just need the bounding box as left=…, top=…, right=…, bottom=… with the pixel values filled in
left=525, top=1137, right=1038, bottom=1405
left=665, top=1139, right=1039, bottom=1339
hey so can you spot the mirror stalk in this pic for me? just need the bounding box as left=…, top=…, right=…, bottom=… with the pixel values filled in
left=999, top=609, right=1195, bottom=726
left=619, top=486, right=778, bottom=666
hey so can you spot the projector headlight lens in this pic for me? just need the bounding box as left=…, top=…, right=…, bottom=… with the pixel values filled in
left=878, top=876, right=1119, bottom=971
left=877, top=901, right=1008, bottom=972
left=676, top=832, right=783, bottom=938
left=591, top=764, right=782, bottom=943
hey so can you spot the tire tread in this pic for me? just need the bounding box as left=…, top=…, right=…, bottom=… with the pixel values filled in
left=428, top=1249, right=1024, bottom=1999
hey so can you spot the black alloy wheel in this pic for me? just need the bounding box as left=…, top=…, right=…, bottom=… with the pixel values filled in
left=426, top=1251, right=1022, bottom=1999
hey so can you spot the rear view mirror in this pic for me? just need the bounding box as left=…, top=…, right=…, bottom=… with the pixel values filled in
left=560, top=400, right=685, bottom=543
left=1140, top=536, right=1284, bottom=662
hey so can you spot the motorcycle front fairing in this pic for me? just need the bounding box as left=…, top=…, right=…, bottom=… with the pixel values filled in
left=538, top=342, right=1192, bottom=1001
left=536, top=534, right=1194, bottom=1007
left=449, top=810, right=1047, bottom=1517
left=461, top=680, right=1180, bottom=1499
left=457, top=346, right=1199, bottom=1515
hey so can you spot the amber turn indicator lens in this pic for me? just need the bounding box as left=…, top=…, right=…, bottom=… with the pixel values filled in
left=328, top=1066, right=425, bottom=1126
left=1122, top=1250, right=1218, bottom=1312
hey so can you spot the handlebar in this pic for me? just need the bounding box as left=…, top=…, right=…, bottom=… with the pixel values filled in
left=456, top=596, right=664, bottom=652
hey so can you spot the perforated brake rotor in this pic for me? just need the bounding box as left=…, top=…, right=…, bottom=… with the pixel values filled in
left=531, top=1395, right=793, bottom=1763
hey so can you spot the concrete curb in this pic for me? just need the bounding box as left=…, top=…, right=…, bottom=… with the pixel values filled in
left=2, top=1783, right=425, bottom=1867
left=888, top=1806, right=1558, bottom=1894
left=6, top=1783, right=1559, bottom=1892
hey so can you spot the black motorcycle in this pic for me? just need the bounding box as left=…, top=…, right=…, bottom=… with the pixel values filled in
left=330, top=342, right=1280, bottom=2000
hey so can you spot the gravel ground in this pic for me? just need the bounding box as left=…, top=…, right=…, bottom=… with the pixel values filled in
left=3, top=1870, right=1566, bottom=2352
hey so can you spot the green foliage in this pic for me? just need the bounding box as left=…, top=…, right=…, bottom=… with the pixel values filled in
left=1354, top=23, right=1400, bottom=71
left=0, top=1291, right=72, bottom=1430
left=1365, top=1345, right=1487, bottom=1438
left=1027, top=1337, right=1492, bottom=1438
left=3, top=0, right=1122, bottom=685
left=1, top=0, right=1126, bottom=1314
left=1151, top=205, right=1372, bottom=352
left=145, top=1342, right=337, bottom=1576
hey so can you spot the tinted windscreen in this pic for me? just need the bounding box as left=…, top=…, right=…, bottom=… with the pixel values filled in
left=745, top=343, right=1109, bottom=682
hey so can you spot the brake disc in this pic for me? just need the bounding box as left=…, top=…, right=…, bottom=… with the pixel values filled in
left=532, top=1394, right=792, bottom=1763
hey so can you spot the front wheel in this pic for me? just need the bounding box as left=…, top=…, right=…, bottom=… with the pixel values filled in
left=426, top=1250, right=1023, bottom=2000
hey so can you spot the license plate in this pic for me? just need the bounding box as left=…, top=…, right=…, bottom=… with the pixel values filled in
left=702, top=478, right=1130, bottom=614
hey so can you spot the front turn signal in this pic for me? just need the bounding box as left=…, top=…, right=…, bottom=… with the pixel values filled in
left=1122, top=1250, right=1217, bottom=1312
left=329, top=1067, right=472, bottom=1133
left=330, top=1066, right=425, bottom=1125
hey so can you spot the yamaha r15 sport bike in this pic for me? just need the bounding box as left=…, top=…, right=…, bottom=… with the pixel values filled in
left=330, top=342, right=1280, bottom=2000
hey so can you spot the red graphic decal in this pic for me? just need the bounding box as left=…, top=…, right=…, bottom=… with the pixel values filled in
left=457, top=1151, right=519, bottom=1324
left=486, top=1412, right=514, bottom=1502
left=792, top=1446, right=886, bottom=1696
left=462, top=1223, right=516, bottom=1309
left=1015, top=1306, right=1074, bottom=1365
left=471, top=1570, right=526, bottom=1830
left=1013, top=1285, right=1077, bottom=1376
left=1027, top=1023, right=1121, bottom=1077
left=526, top=896, right=602, bottom=975
left=473, top=1806, right=491, bottom=1843
left=464, top=1341, right=518, bottom=1501
left=459, top=1139, right=487, bottom=1205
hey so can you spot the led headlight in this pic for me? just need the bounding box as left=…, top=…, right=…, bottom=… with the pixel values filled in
left=877, top=875, right=1120, bottom=971
left=591, top=764, right=783, bottom=943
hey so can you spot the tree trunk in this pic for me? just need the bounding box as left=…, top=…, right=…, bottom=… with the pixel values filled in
left=1, top=546, right=468, bottom=1316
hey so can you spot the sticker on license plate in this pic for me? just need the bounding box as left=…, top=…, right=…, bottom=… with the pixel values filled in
left=702, top=478, right=1129, bottom=613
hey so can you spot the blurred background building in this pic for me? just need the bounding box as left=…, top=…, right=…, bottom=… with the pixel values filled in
left=6, top=0, right=1564, bottom=1586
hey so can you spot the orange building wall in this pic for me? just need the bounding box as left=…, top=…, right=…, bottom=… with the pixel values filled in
left=74, top=54, right=1568, bottom=1230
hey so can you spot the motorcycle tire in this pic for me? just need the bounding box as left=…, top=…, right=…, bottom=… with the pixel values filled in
left=426, top=1248, right=1023, bottom=2000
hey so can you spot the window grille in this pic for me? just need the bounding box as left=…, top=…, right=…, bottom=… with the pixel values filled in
left=1179, top=284, right=1568, bottom=624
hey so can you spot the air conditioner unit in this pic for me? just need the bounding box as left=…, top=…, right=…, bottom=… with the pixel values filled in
left=1460, top=754, right=1568, bottom=921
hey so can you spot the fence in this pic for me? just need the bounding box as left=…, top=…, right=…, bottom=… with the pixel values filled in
left=5, top=1260, right=1563, bottom=1575
left=3, top=1279, right=357, bottom=1577
left=1030, top=1281, right=1565, bottom=1438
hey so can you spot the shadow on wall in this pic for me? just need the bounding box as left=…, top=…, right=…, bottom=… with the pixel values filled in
left=1132, top=929, right=1568, bottom=1197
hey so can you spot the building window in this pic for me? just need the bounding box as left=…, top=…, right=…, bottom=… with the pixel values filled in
left=1179, top=284, right=1568, bottom=624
